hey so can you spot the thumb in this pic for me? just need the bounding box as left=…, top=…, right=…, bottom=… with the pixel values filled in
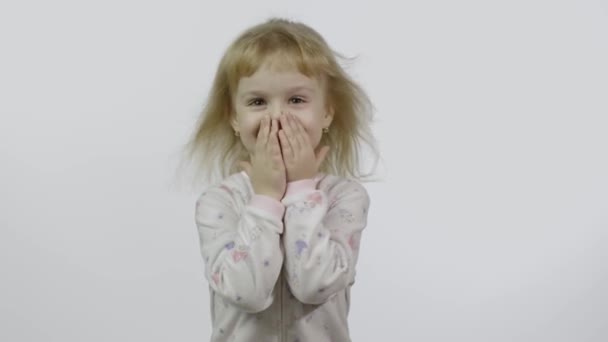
left=315, top=145, right=330, bottom=169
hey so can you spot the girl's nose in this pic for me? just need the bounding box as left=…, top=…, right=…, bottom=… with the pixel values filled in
left=269, top=110, right=284, bottom=120
left=269, top=109, right=286, bottom=124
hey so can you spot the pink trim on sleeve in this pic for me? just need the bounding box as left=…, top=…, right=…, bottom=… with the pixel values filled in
left=250, top=194, right=285, bottom=220
left=284, top=178, right=317, bottom=198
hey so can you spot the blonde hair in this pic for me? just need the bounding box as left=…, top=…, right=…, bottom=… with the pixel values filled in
left=173, top=17, right=381, bottom=193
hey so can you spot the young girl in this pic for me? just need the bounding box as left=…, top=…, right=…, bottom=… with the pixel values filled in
left=182, top=17, right=379, bottom=342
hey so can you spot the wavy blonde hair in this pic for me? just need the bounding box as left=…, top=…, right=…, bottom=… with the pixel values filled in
left=173, top=17, right=381, bottom=193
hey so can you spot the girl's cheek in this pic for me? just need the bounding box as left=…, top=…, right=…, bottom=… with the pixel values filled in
left=254, top=118, right=267, bottom=136
left=295, top=115, right=312, bottom=129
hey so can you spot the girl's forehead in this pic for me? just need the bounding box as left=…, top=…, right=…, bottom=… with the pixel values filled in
left=249, top=64, right=311, bottom=81
left=237, top=63, right=324, bottom=92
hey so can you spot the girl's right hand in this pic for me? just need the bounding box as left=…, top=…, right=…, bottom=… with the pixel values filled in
left=238, top=116, right=286, bottom=201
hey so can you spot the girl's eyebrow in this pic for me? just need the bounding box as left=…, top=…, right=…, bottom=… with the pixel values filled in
left=286, top=85, right=315, bottom=93
left=240, top=86, right=315, bottom=99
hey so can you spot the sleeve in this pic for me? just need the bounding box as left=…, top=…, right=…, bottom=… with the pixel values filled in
left=280, top=178, right=370, bottom=304
left=195, top=184, right=285, bottom=313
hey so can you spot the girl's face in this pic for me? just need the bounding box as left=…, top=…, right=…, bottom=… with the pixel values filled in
left=231, top=61, right=334, bottom=157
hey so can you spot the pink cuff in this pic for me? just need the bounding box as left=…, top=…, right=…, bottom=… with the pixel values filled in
left=250, top=194, right=285, bottom=220
left=284, top=178, right=317, bottom=199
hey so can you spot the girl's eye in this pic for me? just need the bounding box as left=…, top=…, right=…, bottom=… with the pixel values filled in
left=290, top=97, right=305, bottom=104
left=248, top=97, right=305, bottom=106
left=248, top=98, right=265, bottom=106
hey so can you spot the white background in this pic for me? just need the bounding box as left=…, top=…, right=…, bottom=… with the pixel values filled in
left=1, top=0, right=607, bottom=341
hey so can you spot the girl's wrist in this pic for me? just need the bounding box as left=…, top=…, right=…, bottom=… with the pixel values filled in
left=253, top=188, right=283, bottom=201
left=250, top=193, right=285, bottom=220
left=284, top=178, right=316, bottom=198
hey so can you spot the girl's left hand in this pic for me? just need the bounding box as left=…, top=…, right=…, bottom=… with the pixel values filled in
left=278, top=113, right=330, bottom=182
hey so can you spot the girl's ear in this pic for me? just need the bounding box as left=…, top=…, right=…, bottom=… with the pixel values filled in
left=229, top=97, right=239, bottom=131
left=230, top=114, right=239, bottom=131
left=324, top=103, right=335, bottom=127
left=230, top=111, right=239, bottom=132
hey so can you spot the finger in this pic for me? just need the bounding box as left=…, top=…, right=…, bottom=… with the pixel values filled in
left=269, top=122, right=285, bottom=168
left=278, top=129, right=292, bottom=160
left=269, top=118, right=278, bottom=139
left=256, top=115, right=270, bottom=149
left=280, top=115, right=297, bottom=154
left=271, top=131, right=283, bottom=163
left=288, top=114, right=307, bottom=149
left=268, top=118, right=279, bottom=153
left=283, top=114, right=301, bottom=152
